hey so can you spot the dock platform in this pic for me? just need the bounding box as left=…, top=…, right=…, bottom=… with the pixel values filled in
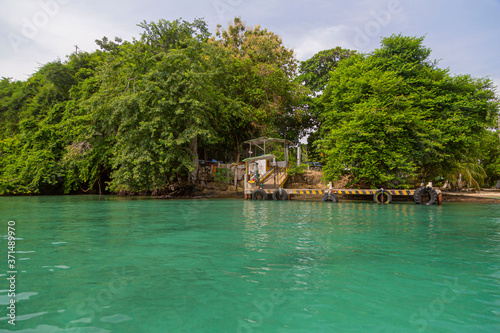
left=245, top=187, right=442, bottom=205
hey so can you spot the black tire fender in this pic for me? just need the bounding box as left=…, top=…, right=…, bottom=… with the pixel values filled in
left=272, top=189, right=288, bottom=200
left=374, top=190, right=392, bottom=204
left=322, top=193, right=338, bottom=203
left=413, top=186, right=438, bottom=205
left=426, top=188, right=438, bottom=205
left=413, top=187, right=426, bottom=204
left=252, top=189, right=268, bottom=200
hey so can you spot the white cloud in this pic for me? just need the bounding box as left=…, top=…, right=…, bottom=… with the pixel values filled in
left=0, top=0, right=142, bottom=79
left=292, top=25, right=352, bottom=61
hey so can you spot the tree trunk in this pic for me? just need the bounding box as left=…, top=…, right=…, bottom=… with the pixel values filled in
left=234, top=146, right=241, bottom=164
left=233, top=165, right=238, bottom=189
left=190, top=135, right=198, bottom=183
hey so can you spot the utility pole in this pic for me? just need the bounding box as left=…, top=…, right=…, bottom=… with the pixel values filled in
left=74, top=45, right=79, bottom=55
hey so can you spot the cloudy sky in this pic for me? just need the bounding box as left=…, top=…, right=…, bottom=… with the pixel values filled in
left=1, top=0, right=499, bottom=91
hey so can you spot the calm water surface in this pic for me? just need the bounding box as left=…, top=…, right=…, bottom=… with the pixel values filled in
left=1, top=196, right=500, bottom=332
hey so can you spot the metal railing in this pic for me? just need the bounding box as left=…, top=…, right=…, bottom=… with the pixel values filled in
left=274, top=166, right=289, bottom=188
left=259, top=166, right=276, bottom=184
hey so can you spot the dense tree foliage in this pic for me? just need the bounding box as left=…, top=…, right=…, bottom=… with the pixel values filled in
left=209, top=18, right=307, bottom=153
left=318, top=35, right=499, bottom=188
left=298, top=47, right=356, bottom=96
left=296, top=47, right=356, bottom=160
left=0, top=24, right=498, bottom=195
left=0, top=18, right=306, bottom=195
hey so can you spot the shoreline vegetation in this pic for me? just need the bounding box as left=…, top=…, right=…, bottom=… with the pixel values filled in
left=1, top=17, right=499, bottom=196
left=4, top=168, right=499, bottom=204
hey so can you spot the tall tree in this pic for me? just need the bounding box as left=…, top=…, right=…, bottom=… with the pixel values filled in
left=209, top=17, right=307, bottom=158
left=107, top=42, right=222, bottom=192
left=297, top=47, right=355, bottom=160
left=298, top=47, right=355, bottom=95
left=318, top=35, right=499, bottom=188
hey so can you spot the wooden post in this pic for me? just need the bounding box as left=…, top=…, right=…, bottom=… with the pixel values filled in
left=233, top=165, right=238, bottom=189
left=285, top=144, right=289, bottom=167
left=297, top=146, right=301, bottom=166
left=244, top=174, right=248, bottom=198
left=190, top=135, right=198, bottom=183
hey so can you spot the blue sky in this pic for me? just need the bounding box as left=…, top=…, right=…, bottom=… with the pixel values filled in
left=1, top=0, right=499, bottom=92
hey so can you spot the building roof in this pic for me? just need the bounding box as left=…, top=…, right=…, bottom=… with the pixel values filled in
left=244, top=136, right=293, bottom=145
left=242, top=154, right=276, bottom=163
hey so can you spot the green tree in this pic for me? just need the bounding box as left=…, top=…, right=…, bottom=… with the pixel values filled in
left=0, top=58, right=87, bottom=194
left=298, top=47, right=356, bottom=95
left=0, top=17, right=308, bottom=195
left=209, top=17, right=307, bottom=158
left=137, top=18, right=210, bottom=53
left=56, top=50, right=113, bottom=194
left=0, top=78, right=27, bottom=137
left=213, top=17, right=297, bottom=77
left=107, top=42, right=221, bottom=193
left=319, top=35, right=498, bottom=188
left=0, top=49, right=112, bottom=195
left=477, top=130, right=500, bottom=187
left=297, top=47, right=355, bottom=161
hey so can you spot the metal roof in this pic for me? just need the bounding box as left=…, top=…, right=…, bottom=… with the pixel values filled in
left=244, top=136, right=293, bottom=145
left=242, top=154, right=276, bottom=162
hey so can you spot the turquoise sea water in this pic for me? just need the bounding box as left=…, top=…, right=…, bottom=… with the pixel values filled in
left=1, top=196, right=500, bottom=332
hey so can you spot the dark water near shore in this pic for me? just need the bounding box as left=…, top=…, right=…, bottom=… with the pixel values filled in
left=1, top=196, right=500, bottom=332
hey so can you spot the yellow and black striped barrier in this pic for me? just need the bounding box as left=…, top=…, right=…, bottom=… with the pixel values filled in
left=260, top=189, right=415, bottom=196
left=262, top=189, right=325, bottom=195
